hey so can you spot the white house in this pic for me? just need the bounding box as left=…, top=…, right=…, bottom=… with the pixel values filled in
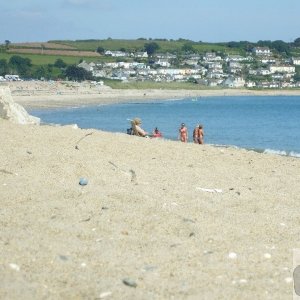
left=78, top=61, right=93, bottom=72
left=245, top=81, right=256, bottom=88
left=257, top=68, right=271, bottom=76
left=259, top=57, right=277, bottom=64
left=292, top=57, right=300, bottom=65
left=203, top=52, right=222, bottom=61
left=225, top=55, right=250, bottom=62
left=134, top=52, right=148, bottom=58
left=155, top=59, right=171, bottom=67
left=104, top=50, right=128, bottom=57
left=269, top=65, right=295, bottom=74
left=222, top=76, right=245, bottom=88
left=252, top=47, right=271, bottom=56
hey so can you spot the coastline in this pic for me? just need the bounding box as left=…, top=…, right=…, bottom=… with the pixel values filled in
left=3, top=81, right=300, bottom=109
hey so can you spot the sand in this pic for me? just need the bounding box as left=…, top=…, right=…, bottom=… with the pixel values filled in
left=3, top=80, right=300, bottom=109
left=1, top=81, right=300, bottom=299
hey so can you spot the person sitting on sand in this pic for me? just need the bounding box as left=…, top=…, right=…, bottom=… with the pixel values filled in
left=131, top=118, right=148, bottom=137
left=178, top=123, right=188, bottom=142
left=152, top=127, right=162, bottom=138
left=193, top=124, right=204, bottom=144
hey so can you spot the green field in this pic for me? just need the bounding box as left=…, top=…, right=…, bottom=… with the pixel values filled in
left=49, top=39, right=241, bottom=54
left=0, top=52, right=90, bottom=65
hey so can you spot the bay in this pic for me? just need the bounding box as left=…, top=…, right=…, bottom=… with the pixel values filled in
left=29, top=96, right=300, bottom=157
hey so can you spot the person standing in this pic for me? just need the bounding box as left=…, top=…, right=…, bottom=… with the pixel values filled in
left=193, top=124, right=204, bottom=144
left=178, top=123, right=188, bottom=142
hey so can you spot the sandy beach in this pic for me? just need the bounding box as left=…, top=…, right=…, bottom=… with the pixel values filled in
left=1, top=82, right=300, bottom=299
left=3, top=80, right=300, bottom=109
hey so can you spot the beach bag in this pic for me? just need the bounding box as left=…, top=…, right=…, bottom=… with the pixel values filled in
left=127, top=127, right=134, bottom=135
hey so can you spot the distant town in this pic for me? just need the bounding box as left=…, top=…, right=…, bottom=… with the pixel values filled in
left=76, top=47, right=300, bottom=89
left=1, top=39, right=300, bottom=89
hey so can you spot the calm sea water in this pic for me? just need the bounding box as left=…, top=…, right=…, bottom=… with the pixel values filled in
left=29, top=96, right=300, bottom=157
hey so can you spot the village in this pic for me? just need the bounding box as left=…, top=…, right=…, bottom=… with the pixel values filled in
left=77, top=46, right=300, bottom=89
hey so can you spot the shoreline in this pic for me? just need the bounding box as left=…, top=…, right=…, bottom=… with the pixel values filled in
left=3, top=81, right=300, bottom=109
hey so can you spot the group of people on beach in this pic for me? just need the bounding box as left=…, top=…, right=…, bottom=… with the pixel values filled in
left=128, top=118, right=204, bottom=144
left=179, top=123, right=204, bottom=144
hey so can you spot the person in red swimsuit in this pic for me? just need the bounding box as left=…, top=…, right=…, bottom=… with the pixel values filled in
left=152, top=127, right=162, bottom=138
left=178, top=123, right=188, bottom=142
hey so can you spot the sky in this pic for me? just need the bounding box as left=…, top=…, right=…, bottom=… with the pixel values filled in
left=1, top=0, right=300, bottom=44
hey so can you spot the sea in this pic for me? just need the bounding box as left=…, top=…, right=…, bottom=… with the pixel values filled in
left=29, top=95, right=300, bottom=158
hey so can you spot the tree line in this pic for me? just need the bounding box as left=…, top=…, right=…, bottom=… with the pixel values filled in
left=0, top=56, right=93, bottom=81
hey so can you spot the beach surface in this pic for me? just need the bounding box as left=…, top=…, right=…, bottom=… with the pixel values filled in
left=3, top=80, right=300, bottom=109
left=1, top=115, right=300, bottom=299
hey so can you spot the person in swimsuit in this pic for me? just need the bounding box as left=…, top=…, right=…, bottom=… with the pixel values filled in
left=131, top=118, right=148, bottom=137
left=193, top=124, right=200, bottom=143
left=198, top=124, right=204, bottom=144
left=178, top=123, right=188, bottom=142
left=152, top=127, right=162, bottom=138
left=193, top=124, right=204, bottom=144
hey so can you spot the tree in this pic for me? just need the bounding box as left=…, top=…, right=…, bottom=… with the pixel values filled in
left=181, top=43, right=194, bottom=53
left=65, top=65, right=93, bottom=82
left=5, top=40, right=11, bottom=49
left=9, top=55, right=32, bottom=76
left=33, top=66, right=47, bottom=79
left=271, top=40, right=290, bottom=55
left=0, top=59, right=9, bottom=76
left=54, top=58, right=67, bottom=68
left=294, top=66, right=300, bottom=81
left=144, top=42, right=160, bottom=55
left=293, top=38, right=300, bottom=47
left=96, top=46, right=105, bottom=54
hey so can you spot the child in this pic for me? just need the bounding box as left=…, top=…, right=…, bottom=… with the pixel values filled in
left=152, top=127, right=162, bottom=138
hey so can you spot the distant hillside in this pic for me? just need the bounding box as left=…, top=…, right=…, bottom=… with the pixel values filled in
left=49, top=39, right=242, bottom=54
left=6, top=38, right=300, bottom=59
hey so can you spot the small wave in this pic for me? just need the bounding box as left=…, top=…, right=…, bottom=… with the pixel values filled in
left=263, top=148, right=300, bottom=158
left=211, top=144, right=300, bottom=158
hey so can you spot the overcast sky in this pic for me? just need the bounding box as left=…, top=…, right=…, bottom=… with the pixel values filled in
left=1, top=0, right=300, bottom=44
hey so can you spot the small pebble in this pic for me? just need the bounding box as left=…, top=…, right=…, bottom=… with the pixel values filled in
left=264, top=253, right=272, bottom=259
left=59, top=255, right=68, bottom=261
left=79, top=178, right=88, bottom=186
left=239, top=279, right=247, bottom=284
left=9, top=263, right=20, bottom=271
left=285, top=277, right=293, bottom=283
left=81, top=263, right=86, bottom=268
left=122, top=278, right=137, bottom=288
left=99, top=291, right=112, bottom=298
left=228, top=252, right=237, bottom=259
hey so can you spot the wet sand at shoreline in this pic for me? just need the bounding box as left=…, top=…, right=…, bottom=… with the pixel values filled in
left=3, top=81, right=300, bottom=109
